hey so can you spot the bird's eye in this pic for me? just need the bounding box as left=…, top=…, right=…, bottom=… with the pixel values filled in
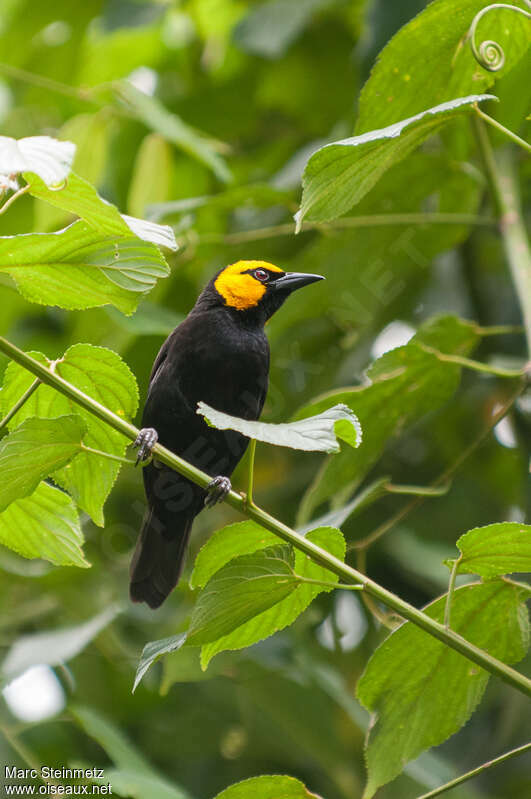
left=254, top=268, right=269, bottom=282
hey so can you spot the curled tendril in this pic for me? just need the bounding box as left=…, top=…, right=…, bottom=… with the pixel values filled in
left=468, top=2, right=531, bottom=72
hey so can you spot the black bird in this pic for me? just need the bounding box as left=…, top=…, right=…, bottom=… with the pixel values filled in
left=130, top=260, right=324, bottom=608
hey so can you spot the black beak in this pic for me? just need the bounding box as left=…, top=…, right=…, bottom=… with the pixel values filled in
left=271, top=272, right=325, bottom=293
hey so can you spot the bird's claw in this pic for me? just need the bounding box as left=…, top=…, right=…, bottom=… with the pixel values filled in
left=134, top=427, right=158, bottom=465
left=205, top=475, right=231, bottom=507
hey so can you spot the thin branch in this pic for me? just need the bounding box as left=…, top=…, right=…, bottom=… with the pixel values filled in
left=1, top=336, right=530, bottom=698
left=0, top=378, right=40, bottom=431
left=245, top=438, right=257, bottom=510
left=196, top=213, right=496, bottom=246
left=473, top=117, right=531, bottom=356
left=474, top=105, right=531, bottom=154
left=0, top=183, right=31, bottom=216
left=416, top=740, right=531, bottom=799
left=0, top=62, right=98, bottom=103
left=418, top=344, right=527, bottom=378
left=80, top=443, right=137, bottom=465
left=350, top=380, right=526, bottom=551
left=444, top=557, right=462, bottom=630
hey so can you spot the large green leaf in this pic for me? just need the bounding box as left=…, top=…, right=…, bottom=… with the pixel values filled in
left=187, top=546, right=298, bottom=646
left=0, top=481, right=88, bottom=568
left=355, top=0, right=531, bottom=134
left=296, top=94, right=494, bottom=226
left=199, top=527, right=346, bottom=668
left=0, top=220, right=170, bottom=314
left=2, top=606, right=120, bottom=683
left=214, top=775, right=321, bottom=799
left=296, top=316, right=479, bottom=523
left=116, top=81, right=232, bottom=183
left=357, top=580, right=530, bottom=798
left=198, top=401, right=361, bottom=453
left=1, top=345, right=139, bottom=525
left=0, top=135, right=75, bottom=185
left=449, top=522, right=531, bottom=579
left=0, top=415, right=85, bottom=512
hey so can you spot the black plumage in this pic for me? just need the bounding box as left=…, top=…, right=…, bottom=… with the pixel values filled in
left=130, top=261, right=323, bottom=608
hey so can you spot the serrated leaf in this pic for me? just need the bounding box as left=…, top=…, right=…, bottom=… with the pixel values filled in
left=297, top=316, right=479, bottom=524
left=0, top=135, right=75, bottom=185
left=357, top=581, right=530, bottom=798
left=2, top=606, right=120, bottom=683
left=200, top=527, right=346, bottom=668
left=355, top=0, right=531, bottom=134
left=197, top=402, right=361, bottom=453
left=214, top=775, right=322, bottom=799
left=0, top=220, right=170, bottom=314
left=0, top=481, right=88, bottom=568
left=296, top=94, right=495, bottom=227
left=450, top=522, right=531, bottom=579
left=116, top=81, right=232, bottom=183
left=187, top=546, right=298, bottom=646
left=1, top=344, right=138, bottom=525
left=0, top=415, right=85, bottom=512
left=133, top=634, right=187, bottom=694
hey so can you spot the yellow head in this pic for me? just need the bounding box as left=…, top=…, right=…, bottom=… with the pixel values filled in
left=214, top=260, right=284, bottom=311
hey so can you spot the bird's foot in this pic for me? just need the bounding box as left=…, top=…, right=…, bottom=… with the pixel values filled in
left=134, top=427, right=158, bottom=465
left=205, top=475, right=231, bottom=507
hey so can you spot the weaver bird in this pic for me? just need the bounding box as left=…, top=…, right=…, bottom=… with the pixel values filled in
left=130, top=260, right=324, bottom=608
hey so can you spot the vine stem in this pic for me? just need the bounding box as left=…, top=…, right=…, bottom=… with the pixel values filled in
left=194, top=213, right=495, bottom=246
left=1, top=335, right=530, bottom=698
left=0, top=183, right=31, bottom=216
left=245, top=438, right=257, bottom=510
left=350, top=380, right=525, bottom=552
left=444, top=557, right=461, bottom=629
left=416, top=740, right=531, bottom=799
left=472, top=117, right=531, bottom=357
left=474, top=105, right=531, bottom=154
left=0, top=378, right=40, bottom=431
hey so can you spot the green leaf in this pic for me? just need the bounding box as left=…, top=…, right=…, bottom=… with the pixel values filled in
left=71, top=705, right=191, bottom=799
left=0, top=135, right=75, bottom=185
left=116, top=81, right=232, bottom=183
left=0, top=220, right=170, bottom=314
left=214, top=775, right=322, bottom=799
left=450, top=522, right=531, bottom=579
left=197, top=401, right=361, bottom=453
left=0, top=481, right=88, bottom=568
left=1, top=344, right=139, bottom=525
left=357, top=580, right=529, bottom=798
left=233, top=0, right=335, bottom=59
left=296, top=94, right=495, bottom=227
left=190, top=520, right=281, bottom=589
left=133, top=634, right=187, bottom=694
left=0, top=415, right=85, bottom=512
left=2, top=606, right=120, bottom=683
left=200, top=527, right=346, bottom=668
left=26, top=170, right=177, bottom=250
left=187, top=546, right=298, bottom=647
left=297, top=316, right=479, bottom=523
left=355, top=0, right=531, bottom=134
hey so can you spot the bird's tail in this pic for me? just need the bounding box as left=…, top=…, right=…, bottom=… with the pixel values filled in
left=129, top=508, right=193, bottom=609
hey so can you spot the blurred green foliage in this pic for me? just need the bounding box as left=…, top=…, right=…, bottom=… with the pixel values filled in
left=0, top=1, right=530, bottom=798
